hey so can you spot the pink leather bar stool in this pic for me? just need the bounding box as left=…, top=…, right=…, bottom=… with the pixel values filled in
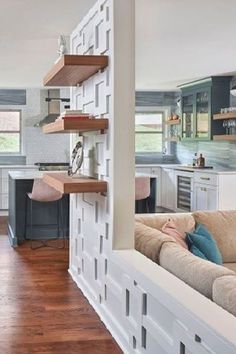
left=24, top=178, right=65, bottom=250
left=135, top=177, right=151, bottom=213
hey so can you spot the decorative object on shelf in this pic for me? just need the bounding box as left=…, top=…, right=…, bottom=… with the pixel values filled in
left=167, top=113, right=179, bottom=122
left=230, top=86, right=236, bottom=97
left=197, top=153, right=205, bottom=168
left=68, top=141, right=84, bottom=177
left=192, top=152, right=198, bottom=167
left=57, top=35, right=68, bottom=61
left=220, top=107, right=236, bottom=114
left=222, top=119, right=236, bottom=135
left=56, top=110, right=93, bottom=122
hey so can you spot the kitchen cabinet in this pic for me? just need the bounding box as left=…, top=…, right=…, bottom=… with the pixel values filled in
left=161, top=168, right=175, bottom=210
left=193, top=172, right=218, bottom=211
left=0, top=166, right=38, bottom=213
left=180, top=76, right=231, bottom=141
left=193, top=183, right=218, bottom=211
left=8, top=174, right=69, bottom=246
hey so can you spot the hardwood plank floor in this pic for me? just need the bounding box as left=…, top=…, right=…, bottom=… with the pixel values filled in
left=0, top=217, right=122, bottom=354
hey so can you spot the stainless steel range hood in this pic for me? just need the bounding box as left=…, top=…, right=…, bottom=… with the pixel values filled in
left=34, top=89, right=69, bottom=127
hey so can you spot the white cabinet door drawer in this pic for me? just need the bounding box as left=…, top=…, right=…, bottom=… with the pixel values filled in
left=194, top=172, right=218, bottom=186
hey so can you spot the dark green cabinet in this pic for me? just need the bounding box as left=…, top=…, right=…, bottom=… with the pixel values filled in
left=180, top=77, right=231, bottom=141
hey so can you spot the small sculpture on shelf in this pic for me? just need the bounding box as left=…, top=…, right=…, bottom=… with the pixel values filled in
left=68, top=141, right=84, bottom=177
left=167, top=113, right=179, bottom=122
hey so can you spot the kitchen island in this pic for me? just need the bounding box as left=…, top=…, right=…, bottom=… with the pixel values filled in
left=8, top=171, right=69, bottom=247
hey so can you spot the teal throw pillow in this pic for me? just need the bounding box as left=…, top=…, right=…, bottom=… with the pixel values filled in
left=186, top=224, right=223, bottom=265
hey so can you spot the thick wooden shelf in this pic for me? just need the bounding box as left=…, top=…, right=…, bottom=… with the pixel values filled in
left=213, top=134, right=236, bottom=141
left=165, top=119, right=181, bottom=125
left=213, top=112, right=236, bottom=120
left=43, top=172, right=107, bottom=194
left=43, top=118, right=108, bottom=134
left=43, top=55, right=109, bottom=86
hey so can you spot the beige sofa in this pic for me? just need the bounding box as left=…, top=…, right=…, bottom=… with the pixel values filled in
left=135, top=210, right=236, bottom=316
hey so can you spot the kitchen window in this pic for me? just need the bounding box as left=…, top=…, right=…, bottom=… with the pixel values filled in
left=0, top=110, right=21, bottom=154
left=135, top=111, right=164, bottom=153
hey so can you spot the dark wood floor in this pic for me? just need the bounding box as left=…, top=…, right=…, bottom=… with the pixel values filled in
left=0, top=217, right=122, bottom=354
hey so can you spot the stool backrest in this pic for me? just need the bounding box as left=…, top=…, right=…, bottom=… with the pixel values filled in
left=30, top=178, right=63, bottom=202
left=135, top=177, right=150, bottom=201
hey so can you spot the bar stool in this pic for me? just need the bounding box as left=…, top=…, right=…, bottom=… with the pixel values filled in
left=24, top=178, right=65, bottom=250
left=135, top=177, right=150, bottom=213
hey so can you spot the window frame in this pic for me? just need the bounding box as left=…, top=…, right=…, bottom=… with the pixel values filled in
left=0, top=109, right=22, bottom=155
left=135, top=106, right=171, bottom=156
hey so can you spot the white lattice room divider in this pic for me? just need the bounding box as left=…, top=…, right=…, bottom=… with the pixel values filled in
left=68, top=1, right=236, bottom=353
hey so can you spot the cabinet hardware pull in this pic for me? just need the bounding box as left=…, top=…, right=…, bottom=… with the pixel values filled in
left=200, top=177, right=210, bottom=181
left=200, top=187, right=207, bottom=192
left=195, top=335, right=201, bottom=343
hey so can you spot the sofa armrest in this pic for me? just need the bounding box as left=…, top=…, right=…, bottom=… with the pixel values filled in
left=135, top=222, right=175, bottom=264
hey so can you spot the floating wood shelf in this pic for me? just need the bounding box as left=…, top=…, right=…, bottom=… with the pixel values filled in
left=165, top=119, right=181, bottom=125
left=43, top=118, right=108, bottom=134
left=213, top=112, right=236, bottom=120
left=43, top=55, right=109, bottom=86
left=43, top=173, right=107, bottom=194
left=163, top=137, right=180, bottom=142
left=213, top=134, right=236, bottom=141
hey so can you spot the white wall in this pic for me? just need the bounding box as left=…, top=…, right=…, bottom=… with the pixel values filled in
left=136, top=0, right=236, bottom=90
left=68, top=2, right=236, bottom=354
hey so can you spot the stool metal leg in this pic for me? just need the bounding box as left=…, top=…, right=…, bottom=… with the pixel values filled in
left=46, top=199, right=65, bottom=249
left=60, top=198, right=66, bottom=249
left=30, top=199, right=45, bottom=250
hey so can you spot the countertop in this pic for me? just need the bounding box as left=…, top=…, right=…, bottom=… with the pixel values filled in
left=0, top=165, right=37, bottom=169
left=135, top=172, right=158, bottom=178
left=10, top=170, right=158, bottom=180
left=9, top=171, right=46, bottom=180
left=136, top=164, right=236, bottom=175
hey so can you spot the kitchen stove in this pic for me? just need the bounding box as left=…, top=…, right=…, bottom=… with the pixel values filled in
left=34, top=162, right=69, bottom=171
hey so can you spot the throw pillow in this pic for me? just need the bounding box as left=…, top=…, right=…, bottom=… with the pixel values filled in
left=162, top=218, right=188, bottom=249
left=186, top=224, right=223, bottom=265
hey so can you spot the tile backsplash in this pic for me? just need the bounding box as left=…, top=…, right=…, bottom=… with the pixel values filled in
left=175, top=141, right=236, bottom=169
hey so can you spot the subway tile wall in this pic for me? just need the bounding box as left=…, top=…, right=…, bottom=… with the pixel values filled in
left=0, top=88, right=70, bottom=165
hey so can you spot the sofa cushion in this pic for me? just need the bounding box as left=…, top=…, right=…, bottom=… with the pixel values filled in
left=135, top=222, right=175, bottom=264
left=160, top=242, right=234, bottom=299
left=135, top=213, right=195, bottom=237
left=224, top=263, right=236, bottom=273
left=186, top=224, right=223, bottom=265
left=192, top=211, right=236, bottom=263
left=213, top=275, right=236, bottom=316
left=162, top=219, right=188, bottom=249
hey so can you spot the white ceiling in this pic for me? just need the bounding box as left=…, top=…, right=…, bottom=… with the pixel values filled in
left=136, top=0, right=236, bottom=90
left=0, top=0, right=95, bottom=88
left=1, top=0, right=236, bottom=89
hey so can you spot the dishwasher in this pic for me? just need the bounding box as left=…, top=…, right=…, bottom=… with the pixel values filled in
left=175, top=170, right=194, bottom=212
